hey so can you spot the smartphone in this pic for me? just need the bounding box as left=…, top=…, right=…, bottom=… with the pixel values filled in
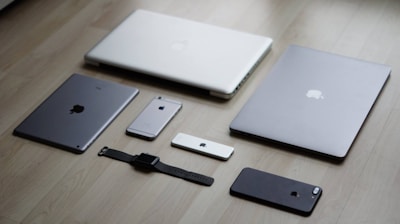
left=230, top=167, right=322, bottom=216
left=171, top=133, right=234, bottom=160
left=126, top=96, right=182, bottom=140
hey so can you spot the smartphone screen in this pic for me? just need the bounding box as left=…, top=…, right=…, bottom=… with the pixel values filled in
left=126, top=96, right=182, bottom=140
left=230, top=167, right=322, bottom=216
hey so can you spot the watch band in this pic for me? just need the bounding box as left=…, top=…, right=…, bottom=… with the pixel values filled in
left=154, top=161, right=214, bottom=186
left=98, top=147, right=214, bottom=186
left=98, top=147, right=137, bottom=163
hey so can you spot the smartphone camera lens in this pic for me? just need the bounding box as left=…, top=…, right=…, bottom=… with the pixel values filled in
left=312, top=187, right=321, bottom=195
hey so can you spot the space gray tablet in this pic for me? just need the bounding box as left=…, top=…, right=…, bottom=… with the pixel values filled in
left=14, top=74, right=139, bottom=153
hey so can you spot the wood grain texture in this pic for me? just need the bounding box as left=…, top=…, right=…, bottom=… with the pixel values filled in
left=1, top=0, right=400, bottom=223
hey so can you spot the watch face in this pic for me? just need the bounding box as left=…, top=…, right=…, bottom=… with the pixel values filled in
left=134, top=153, right=160, bottom=168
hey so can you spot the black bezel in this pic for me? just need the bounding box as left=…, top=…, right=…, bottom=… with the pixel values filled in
left=131, top=153, right=160, bottom=169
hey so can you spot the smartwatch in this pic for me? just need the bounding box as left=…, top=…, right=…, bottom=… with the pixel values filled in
left=98, top=147, right=214, bottom=186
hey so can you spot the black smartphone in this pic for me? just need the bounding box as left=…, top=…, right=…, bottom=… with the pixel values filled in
left=126, top=96, right=182, bottom=140
left=230, top=167, right=322, bottom=216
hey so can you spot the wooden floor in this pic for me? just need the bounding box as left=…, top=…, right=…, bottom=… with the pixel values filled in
left=1, top=0, right=400, bottom=223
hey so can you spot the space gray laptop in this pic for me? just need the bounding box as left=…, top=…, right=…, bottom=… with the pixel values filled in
left=230, top=45, right=391, bottom=160
left=14, top=74, right=139, bottom=153
left=85, top=9, right=273, bottom=99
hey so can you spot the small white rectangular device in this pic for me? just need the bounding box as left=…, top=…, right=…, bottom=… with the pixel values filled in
left=171, top=133, right=234, bottom=160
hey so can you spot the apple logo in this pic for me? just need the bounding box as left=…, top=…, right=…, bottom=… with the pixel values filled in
left=199, top=143, right=207, bottom=147
left=70, top=104, right=85, bottom=114
left=158, top=106, right=165, bottom=110
left=306, top=89, right=324, bottom=100
left=171, top=40, right=188, bottom=51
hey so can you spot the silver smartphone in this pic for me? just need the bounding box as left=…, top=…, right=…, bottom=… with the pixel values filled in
left=126, top=96, right=182, bottom=140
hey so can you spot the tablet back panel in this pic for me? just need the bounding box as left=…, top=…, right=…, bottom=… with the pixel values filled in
left=14, top=74, right=139, bottom=153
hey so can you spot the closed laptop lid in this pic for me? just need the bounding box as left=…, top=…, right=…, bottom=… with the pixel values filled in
left=85, top=9, right=273, bottom=99
left=14, top=74, right=139, bottom=153
left=230, top=45, right=390, bottom=160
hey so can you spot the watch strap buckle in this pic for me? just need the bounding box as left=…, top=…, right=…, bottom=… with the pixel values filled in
left=98, top=146, right=109, bottom=156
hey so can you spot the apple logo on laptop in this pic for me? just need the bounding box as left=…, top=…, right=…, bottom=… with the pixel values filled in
left=70, top=104, right=85, bottom=114
left=199, top=143, right=207, bottom=147
left=158, top=106, right=165, bottom=110
left=306, top=89, right=324, bottom=100
left=171, top=40, right=188, bottom=51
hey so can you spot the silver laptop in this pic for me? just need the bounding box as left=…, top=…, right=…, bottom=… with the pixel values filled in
left=230, top=45, right=390, bottom=160
left=85, top=9, right=273, bottom=99
left=14, top=74, right=139, bottom=153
